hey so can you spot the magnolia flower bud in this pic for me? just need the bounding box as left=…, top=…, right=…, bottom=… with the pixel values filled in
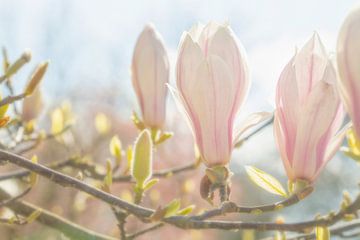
left=131, top=129, right=153, bottom=188
left=175, top=22, right=249, bottom=167
left=131, top=24, right=169, bottom=129
left=25, top=61, right=49, bottom=96
left=22, top=88, right=43, bottom=122
left=274, top=33, right=346, bottom=183
left=337, top=6, right=360, bottom=138
left=5, top=49, right=32, bottom=78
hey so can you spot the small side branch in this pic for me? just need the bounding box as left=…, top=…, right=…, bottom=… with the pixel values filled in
left=192, top=186, right=311, bottom=220
left=0, top=158, right=198, bottom=183
left=1, top=149, right=360, bottom=234
left=261, top=220, right=360, bottom=240
left=0, top=93, right=27, bottom=107
left=0, top=187, right=31, bottom=207
left=126, top=223, right=164, bottom=240
left=0, top=187, right=117, bottom=240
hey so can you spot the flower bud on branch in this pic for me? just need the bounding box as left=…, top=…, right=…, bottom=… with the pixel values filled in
left=174, top=22, right=250, bottom=203
left=337, top=6, right=360, bottom=140
left=131, top=24, right=169, bottom=130
left=274, top=33, right=346, bottom=184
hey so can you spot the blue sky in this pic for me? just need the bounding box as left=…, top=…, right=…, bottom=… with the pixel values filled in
left=1, top=0, right=359, bottom=225
left=0, top=0, right=358, bottom=114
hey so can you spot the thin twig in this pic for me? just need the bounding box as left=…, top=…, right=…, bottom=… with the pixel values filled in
left=0, top=217, right=27, bottom=225
left=126, top=223, right=164, bottom=240
left=192, top=186, right=313, bottom=220
left=260, top=220, right=360, bottom=240
left=0, top=93, right=27, bottom=107
left=240, top=114, right=274, bottom=143
left=0, top=187, right=117, bottom=240
left=0, top=150, right=359, bottom=233
left=110, top=206, right=128, bottom=240
left=8, top=125, right=72, bottom=153
left=0, top=186, right=31, bottom=207
left=0, top=157, right=198, bottom=183
left=0, top=158, right=75, bottom=181
left=5, top=79, right=19, bottom=115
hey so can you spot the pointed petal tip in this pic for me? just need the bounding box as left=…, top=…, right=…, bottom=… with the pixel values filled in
left=143, top=23, right=156, bottom=32
left=139, top=128, right=152, bottom=142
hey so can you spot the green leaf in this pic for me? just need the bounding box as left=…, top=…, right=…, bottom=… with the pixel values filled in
left=274, top=231, right=286, bottom=240
left=242, top=230, right=255, bottom=240
left=341, top=147, right=360, bottom=162
left=131, top=130, right=153, bottom=188
left=155, top=131, right=173, bottom=145
left=5, top=50, right=31, bottom=78
left=0, top=92, right=9, bottom=119
left=29, top=155, right=38, bottom=187
left=51, top=108, right=64, bottom=134
left=27, top=210, right=42, bottom=223
left=25, top=61, right=48, bottom=96
left=245, top=166, right=287, bottom=197
left=131, top=111, right=145, bottom=130
left=103, top=159, right=112, bottom=191
left=124, top=145, right=133, bottom=174
left=316, top=226, right=330, bottom=240
left=143, top=178, right=159, bottom=191
left=7, top=216, right=16, bottom=224
left=109, top=135, right=122, bottom=165
left=164, top=199, right=181, bottom=218
left=176, top=205, right=195, bottom=216
left=95, top=113, right=111, bottom=134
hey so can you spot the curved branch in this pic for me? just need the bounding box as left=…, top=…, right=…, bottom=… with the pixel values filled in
left=260, top=220, right=360, bottom=240
left=0, top=187, right=117, bottom=240
left=192, top=186, right=312, bottom=220
left=0, top=186, right=31, bottom=207
left=0, top=158, right=198, bottom=183
left=0, top=149, right=359, bottom=234
left=0, top=158, right=74, bottom=181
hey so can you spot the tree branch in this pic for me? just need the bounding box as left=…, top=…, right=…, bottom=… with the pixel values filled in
left=0, top=93, right=27, bottom=107
left=0, top=149, right=359, bottom=235
left=192, top=186, right=312, bottom=220
left=261, top=220, right=360, bottom=240
left=126, top=223, right=164, bottom=240
left=0, top=157, right=198, bottom=183
left=0, top=186, right=31, bottom=207
left=0, top=187, right=117, bottom=240
left=0, top=158, right=75, bottom=181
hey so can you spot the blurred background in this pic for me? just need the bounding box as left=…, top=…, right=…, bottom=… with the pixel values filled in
left=0, top=0, right=359, bottom=239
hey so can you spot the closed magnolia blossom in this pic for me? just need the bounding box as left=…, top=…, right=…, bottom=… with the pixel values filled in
left=337, top=6, right=360, bottom=138
left=274, top=34, right=346, bottom=184
left=22, top=88, right=43, bottom=122
left=131, top=24, right=169, bottom=129
left=175, top=22, right=250, bottom=168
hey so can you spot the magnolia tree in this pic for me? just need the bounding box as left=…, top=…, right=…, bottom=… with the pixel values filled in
left=1, top=5, right=360, bottom=240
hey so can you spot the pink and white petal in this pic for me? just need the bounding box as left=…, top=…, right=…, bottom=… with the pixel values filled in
left=274, top=111, right=295, bottom=180
left=176, top=34, right=205, bottom=138
left=208, top=26, right=249, bottom=116
left=312, top=122, right=350, bottom=181
left=188, top=56, right=235, bottom=166
left=294, top=33, right=328, bottom=101
left=198, top=22, right=222, bottom=54
left=292, top=80, right=339, bottom=180
left=315, top=104, right=344, bottom=169
left=276, top=56, right=298, bottom=162
left=337, top=8, right=360, bottom=138
left=132, top=25, right=169, bottom=127
left=167, top=84, right=196, bottom=137
left=314, top=63, right=344, bottom=168
left=176, top=33, right=204, bottom=94
left=188, top=23, right=205, bottom=42
left=232, top=112, right=273, bottom=146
